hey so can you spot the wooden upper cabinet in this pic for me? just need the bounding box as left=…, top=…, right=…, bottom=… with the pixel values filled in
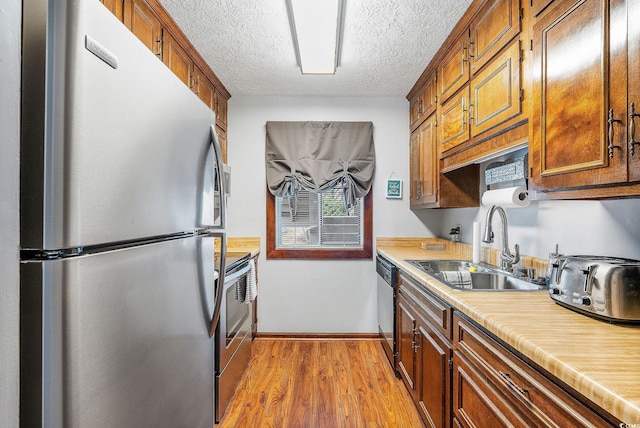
left=628, top=0, right=640, bottom=182
left=531, top=0, right=628, bottom=192
left=410, top=115, right=438, bottom=208
left=439, top=31, right=470, bottom=103
left=163, top=31, right=193, bottom=87
left=126, top=0, right=163, bottom=58
left=440, top=87, right=470, bottom=153
left=100, top=0, right=124, bottom=21
left=216, top=125, right=228, bottom=164
left=194, top=64, right=216, bottom=111
left=410, top=129, right=422, bottom=205
left=215, top=90, right=228, bottom=131
left=531, top=0, right=556, bottom=17
left=469, top=0, right=521, bottom=74
left=470, top=40, right=521, bottom=138
left=410, top=71, right=438, bottom=131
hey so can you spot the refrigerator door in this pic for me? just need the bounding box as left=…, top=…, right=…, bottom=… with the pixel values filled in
left=21, top=0, right=223, bottom=251
left=20, top=234, right=218, bottom=428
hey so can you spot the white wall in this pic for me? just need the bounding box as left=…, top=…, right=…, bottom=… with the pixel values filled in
left=1, top=0, right=22, bottom=425
left=227, top=96, right=435, bottom=333
left=228, top=96, right=640, bottom=334
left=430, top=198, right=640, bottom=262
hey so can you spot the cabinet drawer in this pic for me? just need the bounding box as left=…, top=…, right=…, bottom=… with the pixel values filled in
left=453, top=350, right=531, bottom=427
left=399, top=273, right=453, bottom=340
left=454, top=313, right=614, bottom=427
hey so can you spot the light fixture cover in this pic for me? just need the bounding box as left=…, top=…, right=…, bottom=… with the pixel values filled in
left=286, top=0, right=345, bottom=75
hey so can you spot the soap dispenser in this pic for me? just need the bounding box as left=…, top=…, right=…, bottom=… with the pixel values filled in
left=449, top=226, right=461, bottom=242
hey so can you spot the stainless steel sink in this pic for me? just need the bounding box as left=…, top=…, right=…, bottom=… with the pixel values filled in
left=405, top=260, right=547, bottom=291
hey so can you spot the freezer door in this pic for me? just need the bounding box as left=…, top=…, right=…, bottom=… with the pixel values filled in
left=21, top=0, right=222, bottom=250
left=20, top=234, right=219, bottom=428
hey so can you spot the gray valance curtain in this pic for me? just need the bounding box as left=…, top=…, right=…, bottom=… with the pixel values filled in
left=265, top=121, right=375, bottom=209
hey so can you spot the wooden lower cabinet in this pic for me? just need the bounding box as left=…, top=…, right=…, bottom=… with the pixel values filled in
left=453, top=312, right=618, bottom=427
left=398, top=273, right=453, bottom=428
left=453, top=350, right=529, bottom=427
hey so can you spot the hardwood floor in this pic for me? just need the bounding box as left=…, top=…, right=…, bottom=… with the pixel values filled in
left=217, top=339, right=424, bottom=428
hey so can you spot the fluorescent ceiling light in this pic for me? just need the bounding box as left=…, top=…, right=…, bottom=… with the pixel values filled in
left=286, top=0, right=345, bottom=75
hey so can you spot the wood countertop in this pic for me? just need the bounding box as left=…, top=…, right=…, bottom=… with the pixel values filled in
left=377, top=238, right=640, bottom=425
left=227, top=237, right=260, bottom=258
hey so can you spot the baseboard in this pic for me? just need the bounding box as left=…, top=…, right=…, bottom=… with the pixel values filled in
left=255, top=332, right=380, bottom=340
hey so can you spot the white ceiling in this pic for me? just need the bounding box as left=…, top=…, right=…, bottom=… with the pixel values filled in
left=159, top=0, right=473, bottom=97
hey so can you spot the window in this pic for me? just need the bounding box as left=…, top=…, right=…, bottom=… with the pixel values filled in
left=265, top=121, right=374, bottom=259
left=266, top=188, right=372, bottom=259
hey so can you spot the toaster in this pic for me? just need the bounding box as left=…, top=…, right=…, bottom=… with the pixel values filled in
left=547, top=255, right=640, bottom=323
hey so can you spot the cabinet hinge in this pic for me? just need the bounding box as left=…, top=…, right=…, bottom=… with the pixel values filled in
left=449, top=358, right=454, bottom=370
left=520, top=88, right=525, bottom=102
left=529, top=166, right=534, bottom=178
left=530, top=39, right=534, bottom=51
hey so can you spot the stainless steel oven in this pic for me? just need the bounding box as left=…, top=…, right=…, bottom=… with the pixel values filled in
left=376, top=254, right=398, bottom=376
left=215, top=253, right=252, bottom=422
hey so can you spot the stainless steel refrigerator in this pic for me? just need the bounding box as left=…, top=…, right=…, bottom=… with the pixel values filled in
left=20, top=1, right=227, bottom=426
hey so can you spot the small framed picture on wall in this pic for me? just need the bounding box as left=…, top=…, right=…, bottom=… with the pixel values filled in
left=386, top=178, right=402, bottom=199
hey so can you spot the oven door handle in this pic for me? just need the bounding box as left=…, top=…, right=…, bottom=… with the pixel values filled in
left=223, top=263, right=252, bottom=288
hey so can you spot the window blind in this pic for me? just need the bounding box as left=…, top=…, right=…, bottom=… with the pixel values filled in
left=265, top=121, right=375, bottom=210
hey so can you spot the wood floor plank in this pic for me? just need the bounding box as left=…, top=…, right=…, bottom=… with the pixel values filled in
left=217, top=339, right=424, bottom=428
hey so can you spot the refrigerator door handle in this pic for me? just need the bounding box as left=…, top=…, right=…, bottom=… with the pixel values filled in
left=207, top=231, right=226, bottom=338
left=211, top=125, right=227, bottom=229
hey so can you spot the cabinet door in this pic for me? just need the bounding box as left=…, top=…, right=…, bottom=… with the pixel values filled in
left=469, top=0, right=520, bottom=74
left=410, top=115, right=438, bottom=208
left=410, top=72, right=438, bottom=131
left=397, top=294, right=418, bottom=393
left=419, top=115, right=438, bottom=205
left=439, top=31, right=470, bottom=103
left=216, top=125, right=228, bottom=164
left=410, top=129, right=422, bottom=206
left=410, top=96, right=424, bottom=132
left=194, top=64, right=216, bottom=111
left=126, top=0, right=162, bottom=58
left=628, top=0, right=640, bottom=182
left=100, top=0, right=124, bottom=21
left=440, top=87, right=470, bottom=153
left=215, top=89, right=228, bottom=131
left=470, top=40, right=521, bottom=138
left=163, top=31, right=193, bottom=87
left=416, top=323, right=452, bottom=428
left=531, top=0, right=628, bottom=191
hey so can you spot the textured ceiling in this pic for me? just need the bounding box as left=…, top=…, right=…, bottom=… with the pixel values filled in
left=159, top=0, right=473, bottom=97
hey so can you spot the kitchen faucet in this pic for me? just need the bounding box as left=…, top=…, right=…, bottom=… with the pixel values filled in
left=483, top=205, right=520, bottom=272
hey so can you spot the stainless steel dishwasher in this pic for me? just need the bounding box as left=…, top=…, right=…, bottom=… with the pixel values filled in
left=376, top=254, right=398, bottom=376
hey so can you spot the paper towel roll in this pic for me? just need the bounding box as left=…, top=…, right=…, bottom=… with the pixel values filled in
left=481, top=186, right=530, bottom=208
left=472, top=221, right=481, bottom=263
